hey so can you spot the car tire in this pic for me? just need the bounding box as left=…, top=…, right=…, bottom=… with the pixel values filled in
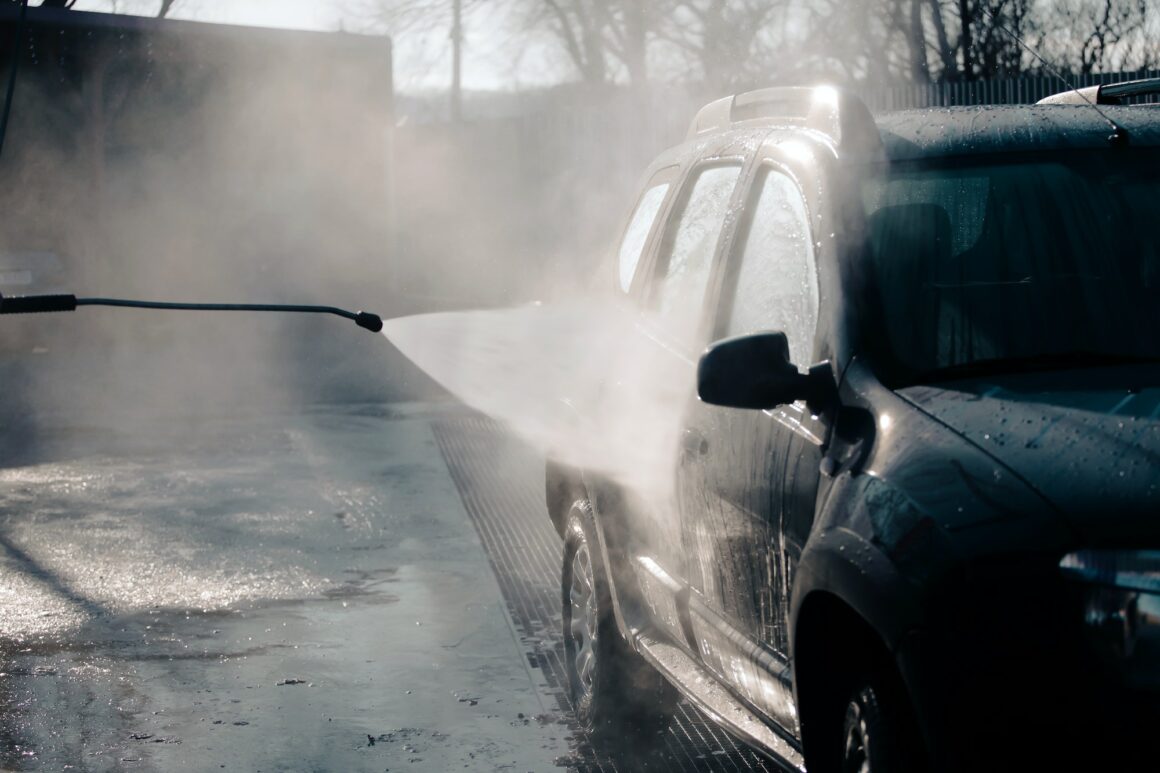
left=561, top=501, right=676, bottom=746
left=840, top=679, right=916, bottom=773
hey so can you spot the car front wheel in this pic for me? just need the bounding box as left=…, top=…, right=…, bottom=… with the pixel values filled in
left=561, top=501, right=675, bottom=746
left=840, top=679, right=916, bottom=773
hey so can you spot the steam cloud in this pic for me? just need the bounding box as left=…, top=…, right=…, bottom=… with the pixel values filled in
left=0, top=16, right=406, bottom=437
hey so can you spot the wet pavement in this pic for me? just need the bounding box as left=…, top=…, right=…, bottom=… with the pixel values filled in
left=0, top=397, right=573, bottom=771
left=0, top=344, right=780, bottom=772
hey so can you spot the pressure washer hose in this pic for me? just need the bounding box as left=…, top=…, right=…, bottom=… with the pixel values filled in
left=0, top=293, right=384, bottom=333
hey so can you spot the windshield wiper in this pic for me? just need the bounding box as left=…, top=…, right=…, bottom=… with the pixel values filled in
left=913, top=351, right=1160, bottom=383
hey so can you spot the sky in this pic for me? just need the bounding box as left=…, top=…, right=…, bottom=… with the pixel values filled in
left=69, top=0, right=563, bottom=92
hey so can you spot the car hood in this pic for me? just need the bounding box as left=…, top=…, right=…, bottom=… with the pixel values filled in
left=899, top=368, right=1160, bottom=542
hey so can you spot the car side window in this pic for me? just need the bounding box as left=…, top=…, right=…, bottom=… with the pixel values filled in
left=617, top=180, right=671, bottom=293
left=724, top=167, right=818, bottom=369
left=654, top=164, right=743, bottom=345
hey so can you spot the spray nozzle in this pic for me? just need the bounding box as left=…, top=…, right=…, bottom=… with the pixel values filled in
left=354, top=311, right=384, bottom=333
left=0, top=292, right=386, bottom=334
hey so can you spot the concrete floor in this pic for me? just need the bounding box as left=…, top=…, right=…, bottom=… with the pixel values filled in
left=0, top=390, right=574, bottom=772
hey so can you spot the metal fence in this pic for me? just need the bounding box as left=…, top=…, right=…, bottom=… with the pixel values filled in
left=859, top=68, right=1160, bottom=111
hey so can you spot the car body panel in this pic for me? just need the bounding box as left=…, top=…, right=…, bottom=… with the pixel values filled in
left=553, top=94, right=1160, bottom=770
left=899, top=368, right=1160, bottom=542
left=876, top=105, right=1160, bottom=161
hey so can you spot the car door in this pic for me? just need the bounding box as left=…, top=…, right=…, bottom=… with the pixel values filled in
left=627, top=159, right=746, bottom=646
left=677, top=161, right=825, bottom=735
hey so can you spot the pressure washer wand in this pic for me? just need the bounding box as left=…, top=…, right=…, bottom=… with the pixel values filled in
left=0, top=293, right=384, bottom=333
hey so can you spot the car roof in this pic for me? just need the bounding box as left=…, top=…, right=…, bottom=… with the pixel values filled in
left=648, top=98, right=1160, bottom=181
left=875, top=104, right=1160, bottom=161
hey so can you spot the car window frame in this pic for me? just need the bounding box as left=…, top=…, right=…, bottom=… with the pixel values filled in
left=710, top=157, right=822, bottom=368
left=617, top=165, right=681, bottom=300
left=642, top=156, right=749, bottom=352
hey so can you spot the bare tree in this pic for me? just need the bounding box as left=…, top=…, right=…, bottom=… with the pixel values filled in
left=525, top=0, right=612, bottom=85
left=366, top=0, right=1157, bottom=99
left=511, top=0, right=674, bottom=88
left=925, top=0, right=959, bottom=78
left=918, top=0, right=1151, bottom=80
left=905, top=0, right=932, bottom=82
left=362, top=0, right=485, bottom=118
left=600, top=2, right=652, bottom=86
left=799, top=0, right=922, bottom=84
left=659, top=0, right=791, bottom=93
left=972, top=0, right=1033, bottom=77
left=1039, top=0, right=1150, bottom=74
left=808, top=0, right=1052, bottom=82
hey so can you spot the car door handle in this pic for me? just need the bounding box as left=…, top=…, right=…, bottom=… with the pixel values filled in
left=681, top=429, right=709, bottom=459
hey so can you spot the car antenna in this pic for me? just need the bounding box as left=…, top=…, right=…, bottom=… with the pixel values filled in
left=978, top=6, right=1128, bottom=147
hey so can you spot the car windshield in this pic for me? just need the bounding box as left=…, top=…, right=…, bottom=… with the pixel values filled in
left=862, top=150, right=1160, bottom=384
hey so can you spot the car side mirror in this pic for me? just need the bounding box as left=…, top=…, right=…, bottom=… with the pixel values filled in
left=697, top=332, right=833, bottom=412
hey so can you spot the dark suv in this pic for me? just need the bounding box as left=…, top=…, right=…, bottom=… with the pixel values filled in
left=546, top=82, right=1160, bottom=771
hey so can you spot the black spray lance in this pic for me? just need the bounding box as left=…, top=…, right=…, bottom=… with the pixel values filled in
left=0, top=293, right=384, bottom=333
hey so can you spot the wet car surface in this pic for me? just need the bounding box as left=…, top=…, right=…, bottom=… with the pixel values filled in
left=433, top=417, right=779, bottom=772
left=527, top=87, right=1160, bottom=772
left=0, top=347, right=780, bottom=772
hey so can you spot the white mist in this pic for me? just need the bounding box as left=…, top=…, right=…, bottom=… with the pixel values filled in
left=382, top=301, right=695, bottom=501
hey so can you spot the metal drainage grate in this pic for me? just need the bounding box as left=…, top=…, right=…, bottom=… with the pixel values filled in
left=433, top=417, right=781, bottom=773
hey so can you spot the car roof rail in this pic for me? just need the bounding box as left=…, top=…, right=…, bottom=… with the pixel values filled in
left=1037, top=77, right=1160, bottom=106
left=686, top=85, right=882, bottom=153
